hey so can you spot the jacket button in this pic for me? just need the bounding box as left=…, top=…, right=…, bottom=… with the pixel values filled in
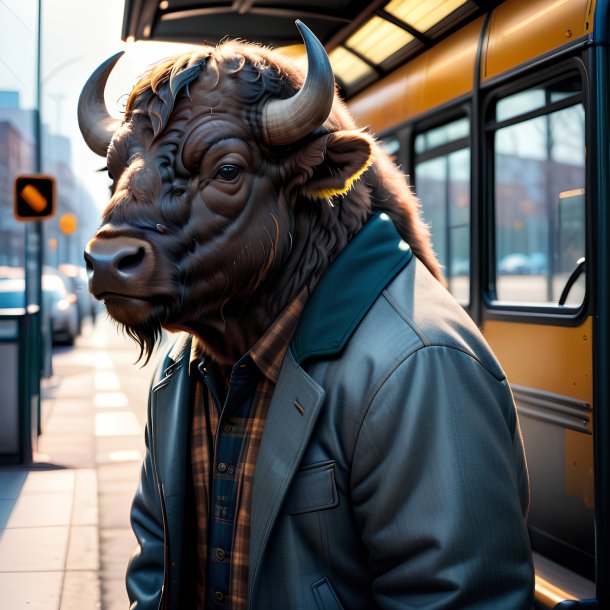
left=217, top=462, right=228, bottom=473
left=215, top=547, right=226, bottom=561
left=214, top=591, right=225, bottom=604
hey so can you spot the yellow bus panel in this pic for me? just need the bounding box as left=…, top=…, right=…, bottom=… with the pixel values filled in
left=349, top=17, right=484, bottom=133
left=483, top=0, right=595, bottom=81
left=482, top=317, right=593, bottom=404
left=348, top=67, right=412, bottom=135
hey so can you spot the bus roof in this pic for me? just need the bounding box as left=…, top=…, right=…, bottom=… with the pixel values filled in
left=121, top=0, right=500, bottom=98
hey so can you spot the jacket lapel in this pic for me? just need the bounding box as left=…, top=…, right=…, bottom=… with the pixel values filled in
left=151, top=334, right=193, bottom=523
left=249, top=347, right=325, bottom=601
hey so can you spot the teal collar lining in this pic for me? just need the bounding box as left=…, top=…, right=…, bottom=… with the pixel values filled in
left=291, top=213, right=413, bottom=365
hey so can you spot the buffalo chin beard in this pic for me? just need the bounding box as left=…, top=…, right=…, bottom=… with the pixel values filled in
left=104, top=296, right=170, bottom=365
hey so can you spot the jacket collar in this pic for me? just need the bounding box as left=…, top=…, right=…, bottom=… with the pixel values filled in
left=291, top=212, right=413, bottom=364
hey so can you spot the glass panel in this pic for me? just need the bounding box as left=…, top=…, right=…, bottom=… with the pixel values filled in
left=329, top=47, right=375, bottom=86
left=0, top=0, right=38, bottom=270
left=416, top=147, right=471, bottom=304
left=385, top=0, right=467, bottom=33
left=346, top=16, right=414, bottom=64
left=496, top=78, right=581, bottom=123
left=379, top=136, right=400, bottom=159
left=494, top=103, right=585, bottom=306
left=496, top=90, right=546, bottom=123
left=414, top=117, right=469, bottom=153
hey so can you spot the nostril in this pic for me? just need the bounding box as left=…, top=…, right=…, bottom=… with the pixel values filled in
left=84, top=252, right=94, bottom=276
left=117, top=247, right=146, bottom=273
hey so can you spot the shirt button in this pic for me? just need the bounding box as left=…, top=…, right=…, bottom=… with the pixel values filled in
left=214, top=591, right=225, bottom=604
left=223, top=424, right=233, bottom=433
left=217, top=462, right=228, bottom=473
left=215, top=547, right=226, bottom=561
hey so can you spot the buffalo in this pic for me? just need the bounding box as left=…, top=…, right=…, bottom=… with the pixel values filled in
left=78, top=22, right=532, bottom=610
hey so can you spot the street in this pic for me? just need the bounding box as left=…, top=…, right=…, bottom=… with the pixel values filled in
left=0, top=314, right=169, bottom=610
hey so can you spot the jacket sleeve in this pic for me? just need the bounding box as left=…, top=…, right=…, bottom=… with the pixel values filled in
left=126, top=382, right=166, bottom=609
left=350, top=345, right=534, bottom=610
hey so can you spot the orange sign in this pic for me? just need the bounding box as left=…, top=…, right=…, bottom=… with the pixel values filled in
left=14, top=175, right=56, bottom=221
left=59, top=213, right=78, bottom=235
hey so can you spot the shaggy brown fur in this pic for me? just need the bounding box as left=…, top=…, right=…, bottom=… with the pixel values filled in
left=123, top=43, right=440, bottom=281
left=88, top=40, right=442, bottom=365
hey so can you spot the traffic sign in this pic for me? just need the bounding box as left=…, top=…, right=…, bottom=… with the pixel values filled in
left=14, top=175, right=56, bottom=221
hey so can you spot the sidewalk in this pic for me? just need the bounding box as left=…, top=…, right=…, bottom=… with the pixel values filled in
left=0, top=468, right=100, bottom=609
left=0, top=317, right=153, bottom=610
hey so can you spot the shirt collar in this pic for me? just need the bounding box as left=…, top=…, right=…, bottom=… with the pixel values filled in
left=249, top=290, right=308, bottom=383
left=188, top=289, right=309, bottom=384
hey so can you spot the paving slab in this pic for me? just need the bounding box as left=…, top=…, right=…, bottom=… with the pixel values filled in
left=6, top=492, right=73, bottom=528
left=0, top=471, right=28, bottom=499
left=0, top=571, right=63, bottom=610
left=66, top=525, right=99, bottom=571
left=21, top=469, right=75, bottom=495
left=0, top=526, right=69, bottom=571
left=60, top=570, right=102, bottom=610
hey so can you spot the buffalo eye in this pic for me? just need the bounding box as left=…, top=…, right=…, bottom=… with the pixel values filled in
left=172, top=187, right=186, bottom=197
left=216, top=164, right=241, bottom=181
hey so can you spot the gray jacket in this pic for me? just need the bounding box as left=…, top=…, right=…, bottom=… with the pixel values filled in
left=126, top=214, right=534, bottom=609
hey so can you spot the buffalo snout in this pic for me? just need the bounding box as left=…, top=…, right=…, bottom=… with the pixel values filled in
left=84, top=236, right=155, bottom=299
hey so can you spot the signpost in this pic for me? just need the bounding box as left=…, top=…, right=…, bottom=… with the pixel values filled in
left=14, top=175, right=56, bottom=221
left=13, top=174, right=56, bottom=454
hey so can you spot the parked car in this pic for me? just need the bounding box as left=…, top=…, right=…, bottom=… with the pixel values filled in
left=498, top=252, right=531, bottom=275
left=0, top=273, right=79, bottom=345
left=57, top=263, right=98, bottom=329
left=42, top=273, right=79, bottom=345
left=498, top=252, right=550, bottom=275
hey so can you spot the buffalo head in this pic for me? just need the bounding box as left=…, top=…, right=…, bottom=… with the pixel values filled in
left=80, top=22, right=440, bottom=364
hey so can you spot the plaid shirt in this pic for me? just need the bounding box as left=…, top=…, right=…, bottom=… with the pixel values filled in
left=191, top=293, right=308, bottom=610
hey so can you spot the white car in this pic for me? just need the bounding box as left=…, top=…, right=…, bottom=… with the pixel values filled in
left=0, top=273, right=79, bottom=345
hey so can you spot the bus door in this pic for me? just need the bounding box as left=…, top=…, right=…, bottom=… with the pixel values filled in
left=481, top=70, right=595, bottom=604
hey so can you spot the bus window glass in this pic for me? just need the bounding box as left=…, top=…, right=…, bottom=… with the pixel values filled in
left=416, top=145, right=470, bottom=304
left=414, top=116, right=469, bottom=154
left=496, top=89, right=546, bottom=122
left=379, top=136, right=400, bottom=159
left=494, top=101, right=585, bottom=306
left=496, top=79, right=581, bottom=123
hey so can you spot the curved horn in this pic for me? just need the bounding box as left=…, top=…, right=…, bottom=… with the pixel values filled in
left=262, top=21, right=335, bottom=146
left=78, top=51, right=124, bottom=157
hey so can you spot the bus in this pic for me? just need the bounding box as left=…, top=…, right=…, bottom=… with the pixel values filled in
left=123, top=0, right=609, bottom=607
left=347, top=1, right=606, bottom=607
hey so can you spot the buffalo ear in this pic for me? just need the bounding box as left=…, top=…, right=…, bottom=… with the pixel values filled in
left=295, top=130, right=374, bottom=200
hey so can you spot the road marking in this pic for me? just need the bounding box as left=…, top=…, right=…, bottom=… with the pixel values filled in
left=95, top=371, right=120, bottom=391
left=95, top=412, right=142, bottom=437
left=93, top=392, right=128, bottom=408
left=94, top=351, right=114, bottom=369
left=105, top=450, right=143, bottom=462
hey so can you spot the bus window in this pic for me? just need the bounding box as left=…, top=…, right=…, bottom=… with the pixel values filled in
left=414, top=117, right=470, bottom=304
left=379, top=135, right=401, bottom=161
left=492, top=77, right=586, bottom=308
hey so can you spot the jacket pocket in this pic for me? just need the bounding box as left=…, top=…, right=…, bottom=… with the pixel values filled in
left=285, top=461, right=339, bottom=515
left=312, top=577, right=344, bottom=610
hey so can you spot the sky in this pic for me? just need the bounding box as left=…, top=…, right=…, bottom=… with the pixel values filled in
left=0, top=0, right=201, bottom=211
